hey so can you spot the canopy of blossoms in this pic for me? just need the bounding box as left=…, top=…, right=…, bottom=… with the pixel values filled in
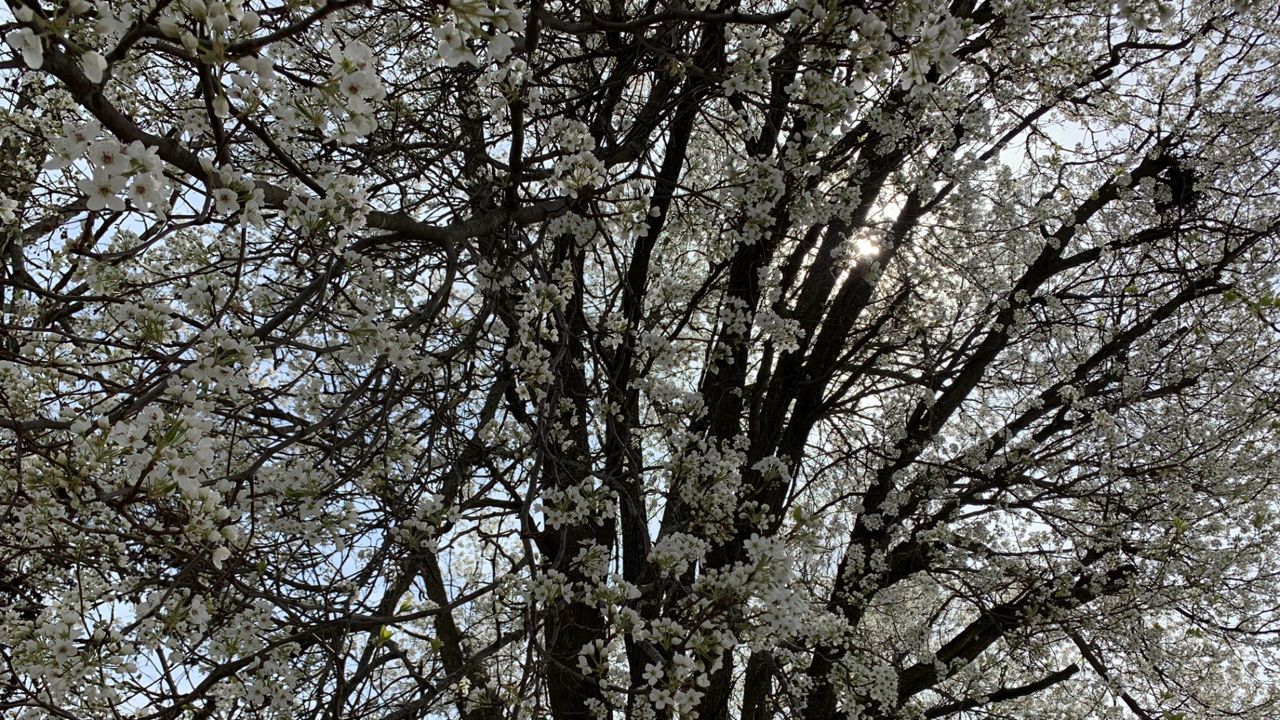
left=2, top=1, right=1280, bottom=719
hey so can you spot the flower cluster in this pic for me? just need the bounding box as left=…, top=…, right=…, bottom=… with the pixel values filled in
left=1117, top=0, right=1177, bottom=30
left=326, top=41, right=387, bottom=142
left=434, top=0, right=526, bottom=65
left=545, top=118, right=606, bottom=197
left=45, top=127, right=172, bottom=217
left=537, top=478, right=619, bottom=531
left=648, top=532, right=710, bottom=577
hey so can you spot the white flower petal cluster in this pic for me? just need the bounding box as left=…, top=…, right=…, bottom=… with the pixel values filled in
left=435, top=0, right=526, bottom=65
left=326, top=41, right=386, bottom=142
left=66, top=138, right=171, bottom=216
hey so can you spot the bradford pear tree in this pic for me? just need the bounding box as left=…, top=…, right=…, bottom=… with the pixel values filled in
left=3, top=0, right=1280, bottom=719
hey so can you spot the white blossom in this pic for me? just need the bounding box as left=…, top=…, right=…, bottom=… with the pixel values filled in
left=81, top=51, right=107, bottom=84
left=5, top=28, right=41, bottom=70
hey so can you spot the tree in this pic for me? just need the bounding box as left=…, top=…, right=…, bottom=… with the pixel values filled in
left=3, top=0, right=1280, bottom=718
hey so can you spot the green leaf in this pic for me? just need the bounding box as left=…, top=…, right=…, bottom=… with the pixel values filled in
left=374, top=625, right=393, bottom=645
